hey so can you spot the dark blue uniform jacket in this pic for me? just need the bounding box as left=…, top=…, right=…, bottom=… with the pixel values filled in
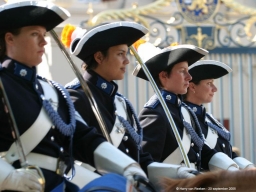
left=139, top=90, right=217, bottom=171
left=184, top=101, right=237, bottom=159
left=0, top=59, right=106, bottom=191
left=66, top=70, right=153, bottom=173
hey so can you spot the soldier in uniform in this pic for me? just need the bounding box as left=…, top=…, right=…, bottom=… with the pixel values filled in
left=64, top=21, right=200, bottom=187
left=184, top=60, right=254, bottom=169
left=0, top=1, right=149, bottom=191
left=133, top=41, right=240, bottom=173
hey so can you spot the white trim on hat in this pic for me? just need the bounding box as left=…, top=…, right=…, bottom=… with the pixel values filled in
left=71, top=27, right=87, bottom=42
left=70, top=21, right=148, bottom=56
left=138, top=43, right=208, bottom=64
left=189, top=60, right=232, bottom=73
left=162, top=44, right=208, bottom=56
left=0, top=0, right=70, bottom=21
left=132, top=64, right=141, bottom=77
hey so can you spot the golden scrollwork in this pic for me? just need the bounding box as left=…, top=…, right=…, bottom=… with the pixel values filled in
left=222, top=0, right=256, bottom=15
left=87, top=0, right=256, bottom=27
left=244, top=16, right=256, bottom=37
left=87, top=0, right=173, bottom=28
left=222, top=0, right=256, bottom=39
left=86, top=0, right=256, bottom=41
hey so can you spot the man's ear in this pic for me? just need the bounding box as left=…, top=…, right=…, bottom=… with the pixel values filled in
left=94, top=51, right=103, bottom=64
left=5, top=32, right=14, bottom=46
left=159, top=71, right=168, bottom=80
left=189, top=82, right=196, bottom=93
left=158, top=71, right=168, bottom=87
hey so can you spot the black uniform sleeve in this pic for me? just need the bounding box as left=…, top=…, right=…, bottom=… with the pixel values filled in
left=139, top=107, right=169, bottom=162
left=68, top=88, right=107, bottom=166
left=125, top=102, right=154, bottom=173
left=201, top=143, right=217, bottom=170
left=72, top=119, right=106, bottom=166
left=68, top=89, right=92, bottom=124
left=139, top=150, right=154, bottom=174
left=231, top=148, right=238, bottom=159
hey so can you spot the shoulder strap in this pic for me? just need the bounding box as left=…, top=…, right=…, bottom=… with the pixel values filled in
left=205, top=116, right=218, bottom=149
left=116, top=93, right=142, bottom=146
left=5, top=80, right=57, bottom=163
left=163, top=106, right=191, bottom=165
left=110, top=95, right=126, bottom=147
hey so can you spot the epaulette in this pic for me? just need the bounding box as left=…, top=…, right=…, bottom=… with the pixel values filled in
left=36, top=75, right=47, bottom=81
left=144, top=94, right=159, bottom=109
left=65, top=78, right=81, bottom=90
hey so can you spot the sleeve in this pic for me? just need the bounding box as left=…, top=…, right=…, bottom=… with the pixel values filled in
left=139, top=107, right=168, bottom=162
left=139, top=150, right=154, bottom=174
left=201, top=143, right=217, bottom=170
left=124, top=104, right=154, bottom=173
left=0, top=158, right=14, bottom=187
left=68, top=89, right=107, bottom=166
left=73, top=116, right=106, bottom=167
left=231, top=147, right=238, bottom=159
left=68, top=89, right=92, bottom=124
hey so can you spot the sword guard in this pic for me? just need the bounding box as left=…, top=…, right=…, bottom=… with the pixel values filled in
left=26, top=165, right=45, bottom=192
left=133, top=174, right=157, bottom=192
left=190, top=170, right=201, bottom=175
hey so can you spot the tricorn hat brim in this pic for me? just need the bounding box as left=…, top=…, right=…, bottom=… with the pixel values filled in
left=133, top=45, right=208, bottom=81
left=71, top=21, right=148, bottom=61
left=188, top=60, right=232, bottom=82
left=0, top=1, right=70, bottom=31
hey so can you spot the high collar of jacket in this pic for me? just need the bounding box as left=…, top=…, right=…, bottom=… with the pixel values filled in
left=161, top=89, right=181, bottom=107
left=1, top=57, right=37, bottom=82
left=184, top=101, right=205, bottom=116
left=84, top=70, right=118, bottom=97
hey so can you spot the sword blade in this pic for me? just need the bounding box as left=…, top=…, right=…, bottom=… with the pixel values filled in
left=0, top=76, right=45, bottom=191
left=50, top=30, right=113, bottom=144
left=0, top=76, right=27, bottom=167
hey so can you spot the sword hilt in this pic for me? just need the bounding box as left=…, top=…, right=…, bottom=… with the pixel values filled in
left=26, top=165, right=45, bottom=192
left=133, top=174, right=157, bottom=192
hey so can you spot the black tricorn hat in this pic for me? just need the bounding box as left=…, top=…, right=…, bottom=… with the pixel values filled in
left=0, top=0, right=70, bottom=31
left=70, top=21, right=148, bottom=61
left=189, top=60, right=232, bottom=82
left=133, top=44, right=208, bottom=81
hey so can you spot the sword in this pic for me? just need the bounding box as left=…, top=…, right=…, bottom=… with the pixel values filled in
left=49, top=30, right=113, bottom=144
left=130, top=46, right=191, bottom=168
left=0, top=76, right=45, bottom=191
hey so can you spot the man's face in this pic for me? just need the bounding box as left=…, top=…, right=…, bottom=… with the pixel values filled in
left=160, top=61, right=192, bottom=95
left=94, top=44, right=129, bottom=82
left=6, top=25, right=47, bottom=67
left=190, top=79, right=218, bottom=105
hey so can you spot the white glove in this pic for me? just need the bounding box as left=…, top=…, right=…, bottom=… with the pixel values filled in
left=94, top=142, right=147, bottom=179
left=123, top=163, right=148, bottom=185
left=227, top=166, right=239, bottom=171
left=177, top=166, right=198, bottom=179
left=245, top=164, right=255, bottom=170
left=233, top=157, right=255, bottom=170
left=208, top=152, right=239, bottom=171
left=1, top=168, right=43, bottom=192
